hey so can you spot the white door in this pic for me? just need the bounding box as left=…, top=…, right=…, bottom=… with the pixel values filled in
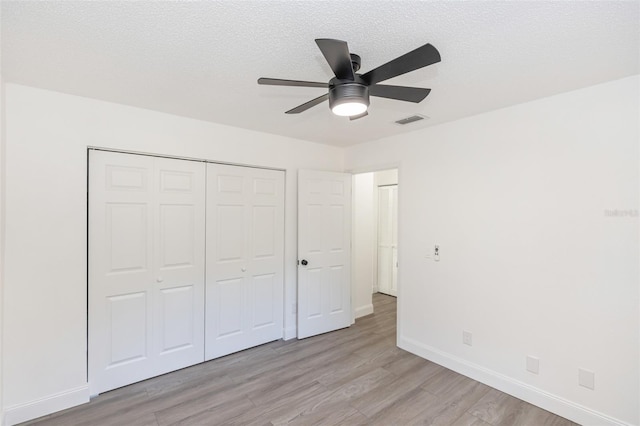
left=297, top=170, right=352, bottom=339
left=377, top=185, right=398, bottom=297
left=205, top=163, right=285, bottom=360
left=89, top=151, right=205, bottom=395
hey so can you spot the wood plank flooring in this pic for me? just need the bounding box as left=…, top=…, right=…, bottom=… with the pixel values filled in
left=24, top=294, right=578, bottom=426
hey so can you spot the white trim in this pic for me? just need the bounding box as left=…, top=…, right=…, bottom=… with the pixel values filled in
left=88, top=147, right=286, bottom=172
left=283, top=325, right=297, bottom=341
left=355, top=304, right=374, bottom=319
left=3, top=385, right=89, bottom=426
left=398, top=335, right=633, bottom=426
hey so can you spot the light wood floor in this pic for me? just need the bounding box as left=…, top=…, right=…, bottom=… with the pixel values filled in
left=25, top=294, right=577, bottom=426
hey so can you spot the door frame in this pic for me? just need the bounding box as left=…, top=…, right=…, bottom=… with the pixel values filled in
left=348, top=164, right=402, bottom=337
left=86, top=147, right=288, bottom=394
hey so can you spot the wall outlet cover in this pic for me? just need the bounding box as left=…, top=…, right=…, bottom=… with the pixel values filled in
left=526, top=355, right=539, bottom=374
left=578, top=368, right=595, bottom=390
left=463, top=330, right=472, bottom=346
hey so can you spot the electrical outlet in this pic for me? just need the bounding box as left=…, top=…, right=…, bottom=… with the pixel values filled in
left=463, top=330, right=472, bottom=346
left=526, top=356, right=539, bottom=374
left=578, top=368, right=595, bottom=390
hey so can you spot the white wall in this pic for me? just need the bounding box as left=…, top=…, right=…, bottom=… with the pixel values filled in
left=0, top=74, right=6, bottom=426
left=374, top=169, right=398, bottom=187
left=345, top=75, right=640, bottom=426
left=352, top=172, right=375, bottom=318
left=1, top=84, right=343, bottom=424
left=1, top=8, right=6, bottom=424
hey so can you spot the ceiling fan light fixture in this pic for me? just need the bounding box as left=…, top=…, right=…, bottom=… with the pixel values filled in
left=332, top=101, right=368, bottom=117
left=329, top=83, right=370, bottom=117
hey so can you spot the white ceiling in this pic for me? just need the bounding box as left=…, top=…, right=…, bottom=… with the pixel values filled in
left=2, top=1, right=638, bottom=147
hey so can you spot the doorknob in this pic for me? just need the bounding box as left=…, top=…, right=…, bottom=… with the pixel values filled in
left=301, top=259, right=308, bottom=266
left=241, top=267, right=246, bottom=272
left=156, top=277, right=163, bottom=283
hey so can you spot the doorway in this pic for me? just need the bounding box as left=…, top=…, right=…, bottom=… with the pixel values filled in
left=352, top=168, right=398, bottom=320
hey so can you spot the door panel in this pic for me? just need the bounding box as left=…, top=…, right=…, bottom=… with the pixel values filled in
left=159, top=204, right=195, bottom=268
left=152, top=157, right=205, bottom=372
left=329, top=265, right=346, bottom=313
left=251, top=273, right=276, bottom=328
left=106, top=203, right=148, bottom=273
left=205, top=164, right=284, bottom=360
left=107, top=292, right=147, bottom=366
left=159, top=285, right=195, bottom=353
left=89, top=151, right=205, bottom=395
left=90, top=152, right=155, bottom=394
left=297, top=170, right=352, bottom=339
left=253, top=206, right=276, bottom=258
left=215, top=277, right=244, bottom=337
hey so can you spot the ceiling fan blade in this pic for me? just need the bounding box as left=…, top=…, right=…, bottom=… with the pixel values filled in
left=285, top=93, right=329, bottom=114
left=361, top=43, right=441, bottom=85
left=258, top=78, right=328, bottom=88
left=315, top=39, right=355, bottom=81
left=349, top=111, right=368, bottom=121
left=369, top=85, right=431, bottom=103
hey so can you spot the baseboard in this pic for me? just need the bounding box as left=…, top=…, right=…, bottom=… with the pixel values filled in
left=355, top=304, right=373, bottom=319
left=4, top=385, right=90, bottom=426
left=399, top=336, right=633, bottom=426
left=283, top=325, right=297, bottom=341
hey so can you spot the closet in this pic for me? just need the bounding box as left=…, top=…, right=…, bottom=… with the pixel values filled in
left=88, top=150, right=284, bottom=395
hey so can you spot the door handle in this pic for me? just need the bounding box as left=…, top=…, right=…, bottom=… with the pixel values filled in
left=156, top=277, right=163, bottom=283
left=300, top=259, right=308, bottom=266
left=241, top=267, right=246, bottom=272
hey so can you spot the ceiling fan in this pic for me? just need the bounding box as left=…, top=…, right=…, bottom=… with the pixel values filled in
left=258, top=38, right=441, bottom=120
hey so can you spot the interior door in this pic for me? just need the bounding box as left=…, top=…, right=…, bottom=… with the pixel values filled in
left=297, top=169, right=352, bottom=339
left=89, top=150, right=205, bottom=395
left=205, top=163, right=285, bottom=360
left=377, top=185, right=398, bottom=297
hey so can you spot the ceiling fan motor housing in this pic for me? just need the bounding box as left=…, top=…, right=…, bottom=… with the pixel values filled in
left=328, top=78, right=370, bottom=111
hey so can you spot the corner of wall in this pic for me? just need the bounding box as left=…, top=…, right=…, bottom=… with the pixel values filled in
left=398, top=335, right=635, bottom=426
left=355, top=304, right=373, bottom=318
left=283, top=325, right=297, bottom=341
left=3, top=386, right=89, bottom=426
left=1, top=71, right=6, bottom=426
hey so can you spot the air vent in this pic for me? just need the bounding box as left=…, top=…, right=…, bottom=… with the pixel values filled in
left=395, top=114, right=428, bottom=125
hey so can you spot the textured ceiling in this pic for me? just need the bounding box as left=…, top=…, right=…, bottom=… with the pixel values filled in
left=2, top=1, right=639, bottom=147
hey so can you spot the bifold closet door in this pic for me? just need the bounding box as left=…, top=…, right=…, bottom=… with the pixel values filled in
left=89, top=151, right=205, bottom=395
left=205, top=163, right=285, bottom=360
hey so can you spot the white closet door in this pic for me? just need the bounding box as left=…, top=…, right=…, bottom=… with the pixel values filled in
left=205, top=163, right=284, bottom=360
left=297, top=170, right=352, bottom=339
left=152, top=157, right=206, bottom=372
left=89, top=151, right=205, bottom=395
left=377, top=185, right=398, bottom=297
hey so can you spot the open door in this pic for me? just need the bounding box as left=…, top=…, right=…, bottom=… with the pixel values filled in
left=297, top=170, right=352, bottom=339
